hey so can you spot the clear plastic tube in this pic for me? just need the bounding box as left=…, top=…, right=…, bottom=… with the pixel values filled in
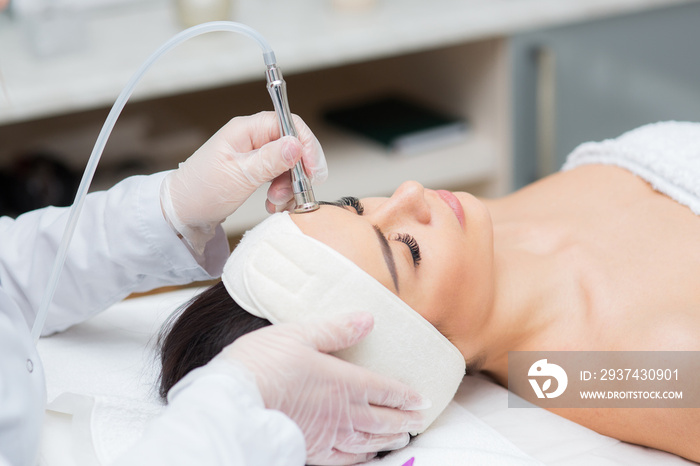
left=31, top=21, right=277, bottom=341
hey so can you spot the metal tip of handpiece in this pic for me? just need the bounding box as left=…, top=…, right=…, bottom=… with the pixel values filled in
left=293, top=202, right=320, bottom=213
left=292, top=186, right=319, bottom=213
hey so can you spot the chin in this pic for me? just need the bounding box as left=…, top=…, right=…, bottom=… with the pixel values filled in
left=457, top=192, right=492, bottom=225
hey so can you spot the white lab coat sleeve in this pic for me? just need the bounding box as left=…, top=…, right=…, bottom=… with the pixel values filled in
left=113, top=359, right=306, bottom=466
left=0, top=171, right=229, bottom=335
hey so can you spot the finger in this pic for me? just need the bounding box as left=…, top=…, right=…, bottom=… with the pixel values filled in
left=302, top=137, right=328, bottom=185
left=292, top=114, right=328, bottom=184
left=239, top=136, right=303, bottom=186
left=361, top=370, right=430, bottom=411
left=301, top=312, right=375, bottom=353
left=230, top=112, right=326, bottom=183
left=351, top=405, right=425, bottom=435
left=239, top=112, right=321, bottom=159
left=335, top=431, right=410, bottom=454
left=266, top=197, right=295, bottom=214
left=218, top=112, right=281, bottom=153
left=266, top=146, right=325, bottom=207
left=271, top=115, right=327, bottom=186
left=266, top=173, right=294, bottom=207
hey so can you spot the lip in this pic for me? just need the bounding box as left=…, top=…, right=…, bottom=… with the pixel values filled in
left=435, top=190, right=465, bottom=229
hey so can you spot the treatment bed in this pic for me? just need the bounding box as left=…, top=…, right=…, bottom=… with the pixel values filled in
left=37, top=288, right=695, bottom=465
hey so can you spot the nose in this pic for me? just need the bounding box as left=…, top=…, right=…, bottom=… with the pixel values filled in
left=373, top=181, right=431, bottom=226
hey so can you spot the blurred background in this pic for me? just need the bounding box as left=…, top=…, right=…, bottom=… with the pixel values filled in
left=1, top=0, right=699, bottom=233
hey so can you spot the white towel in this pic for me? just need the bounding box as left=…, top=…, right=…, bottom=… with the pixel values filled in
left=222, top=212, right=466, bottom=434
left=364, top=399, right=543, bottom=466
left=562, top=121, right=700, bottom=215
left=38, top=289, right=202, bottom=465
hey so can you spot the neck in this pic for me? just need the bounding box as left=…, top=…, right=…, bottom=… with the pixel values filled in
left=471, top=200, right=585, bottom=385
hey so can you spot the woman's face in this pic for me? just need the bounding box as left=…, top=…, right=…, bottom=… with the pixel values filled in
left=290, top=181, right=495, bottom=352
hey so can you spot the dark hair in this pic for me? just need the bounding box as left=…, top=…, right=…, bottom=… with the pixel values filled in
left=157, top=281, right=271, bottom=400
left=157, top=281, right=413, bottom=456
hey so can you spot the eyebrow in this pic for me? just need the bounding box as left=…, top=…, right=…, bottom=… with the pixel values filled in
left=372, top=225, right=399, bottom=293
left=319, top=201, right=399, bottom=292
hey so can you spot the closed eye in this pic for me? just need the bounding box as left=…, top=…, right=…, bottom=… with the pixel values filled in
left=392, top=233, right=421, bottom=267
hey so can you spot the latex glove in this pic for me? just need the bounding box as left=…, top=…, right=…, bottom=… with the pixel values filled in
left=160, top=111, right=327, bottom=253
left=216, top=312, right=429, bottom=466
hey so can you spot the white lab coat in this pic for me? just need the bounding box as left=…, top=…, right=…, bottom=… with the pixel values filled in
left=0, top=172, right=305, bottom=466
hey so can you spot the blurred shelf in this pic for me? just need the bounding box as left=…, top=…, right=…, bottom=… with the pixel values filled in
left=0, top=0, right=693, bottom=125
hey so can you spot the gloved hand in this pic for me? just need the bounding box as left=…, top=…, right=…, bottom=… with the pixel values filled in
left=216, top=312, right=428, bottom=466
left=160, top=111, right=327, bottom=253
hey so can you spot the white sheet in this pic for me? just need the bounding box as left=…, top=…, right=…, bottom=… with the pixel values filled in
left=37, top=289, right=695, bottom=466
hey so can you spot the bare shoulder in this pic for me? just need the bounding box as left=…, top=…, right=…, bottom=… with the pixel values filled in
left=521, top=164, right=652, bottom=198
left=490, top=164, right=655, bottom=222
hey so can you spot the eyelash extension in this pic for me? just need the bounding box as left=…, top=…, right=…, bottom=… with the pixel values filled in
left=319, top=196, right=364, bottom=215
left=393, top=233, right=421, bottom=267
left=339, top=196, right=364, bottom=215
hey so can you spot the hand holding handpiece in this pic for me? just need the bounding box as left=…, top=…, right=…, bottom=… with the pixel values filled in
left=160, top=112, right=327, bottom=253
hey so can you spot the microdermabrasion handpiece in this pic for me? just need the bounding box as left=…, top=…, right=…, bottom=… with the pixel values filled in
left=266, top=65, right=320, bottom=213
left=32, top=22, right=320, bottom=342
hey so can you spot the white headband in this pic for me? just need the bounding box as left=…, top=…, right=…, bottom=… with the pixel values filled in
left=222, top=212, right=465, bottom=433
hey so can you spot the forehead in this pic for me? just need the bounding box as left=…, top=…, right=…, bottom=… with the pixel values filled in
left=290, top=206, right=396, bottom=293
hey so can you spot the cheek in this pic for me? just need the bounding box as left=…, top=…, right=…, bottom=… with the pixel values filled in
left=410, top=250, right=468, bottom=331
left=412, top=238, right=491, bottom=338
